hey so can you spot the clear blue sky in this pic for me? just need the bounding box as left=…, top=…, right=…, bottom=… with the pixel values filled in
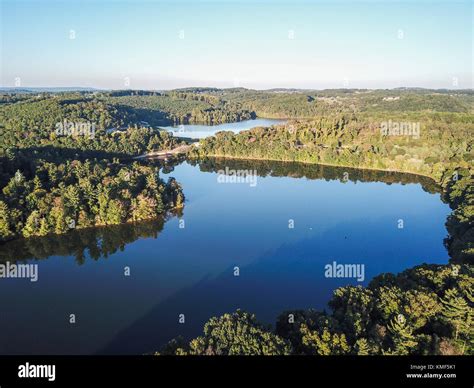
left=1, top=0, right=472, bottom=89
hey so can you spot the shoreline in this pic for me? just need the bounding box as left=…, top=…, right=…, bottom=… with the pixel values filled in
left=188, top=153, right=441, bottom=184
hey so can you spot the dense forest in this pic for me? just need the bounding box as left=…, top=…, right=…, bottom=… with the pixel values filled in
left=0, top=155, right=184, bottom=241
left=98, top=88, right=474, bottom=126
left=0, top=92, right=186, bottom=241
left=189, top=114, right=473, bottom=182
left=3, top=87, right=472, bottom=132
left=222, top=88, right=474, bottom=117
left=0, top=95, right=182, bottom=153
left=100, top=93, right=255, bottom=126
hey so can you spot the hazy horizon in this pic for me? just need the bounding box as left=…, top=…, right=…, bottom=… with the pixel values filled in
left=1, top=0, right=472, bottom=90
left=1, top=85, right=473, bottom=92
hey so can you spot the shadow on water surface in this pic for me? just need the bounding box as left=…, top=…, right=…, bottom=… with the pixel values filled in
left=99, top=210, right=448, bottom=354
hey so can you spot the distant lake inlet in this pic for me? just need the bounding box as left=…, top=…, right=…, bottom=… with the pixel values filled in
left=160, top=118, right=287, bottom=139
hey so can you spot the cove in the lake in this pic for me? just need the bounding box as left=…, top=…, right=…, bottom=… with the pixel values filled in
left=0, top=159, right=450, bottom=355
left=160, top=118, right=286, bottom=139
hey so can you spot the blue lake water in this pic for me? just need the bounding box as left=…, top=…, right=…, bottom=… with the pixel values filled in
left=0, top=159, right=451, bottom=354
left=160, top=118, right=286, bottom=139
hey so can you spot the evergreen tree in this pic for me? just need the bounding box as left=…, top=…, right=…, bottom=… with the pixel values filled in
left=33, top=176, right=42, bottom=191
left=300, top=324, right=350, bottom=355
left=0, top=201, right=12, bottom=241
left=440, top=288, right=472, bottom=354
left=146, top=174, right=159, bottom=191
left=131, top=195, right=157, bottom=221
left=50, top=204, right=68, bottom=234
left=23, top=210, right=41, bottom=238
left=98, top=189, right=110, bottom=225
left=106, top=199, right=126, bottom=224
left=64, top=185, right=80, bottom=212
left=188, top=310, right=291, bottom=355
left=387, top=315, right=418, bottom=355
left=38, top=217, right=50, bottom=236
left=355, top=338, right=370, bottom=355
left=175, top=192, right=184, bottom=208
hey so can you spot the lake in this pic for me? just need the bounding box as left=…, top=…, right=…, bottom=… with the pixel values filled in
left=160, top=118, right=286, bottom=139
left=0, top=158, right=451, bottom=354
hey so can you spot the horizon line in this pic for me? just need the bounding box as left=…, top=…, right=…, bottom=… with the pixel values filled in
left=1, top=86, right=473, bottom=92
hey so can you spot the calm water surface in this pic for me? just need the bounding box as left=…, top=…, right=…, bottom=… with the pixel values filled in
left=0, top=159, right=450, bottom=354
left=160, top=118, right=286, bottom=139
